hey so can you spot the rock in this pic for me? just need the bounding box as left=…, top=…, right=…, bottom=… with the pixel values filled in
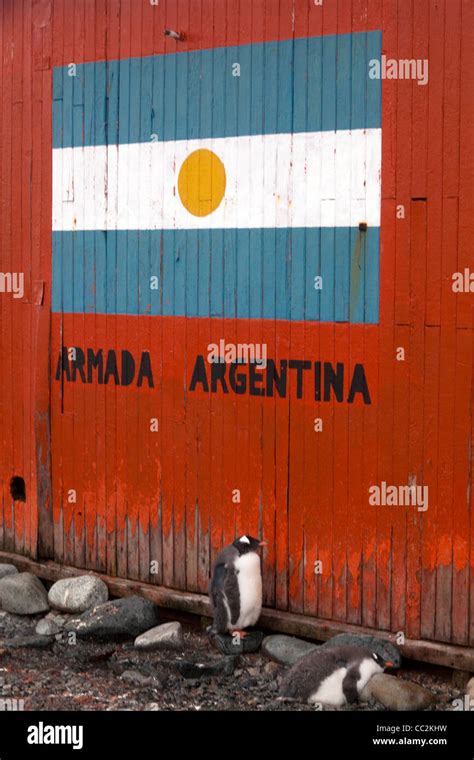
left=0, top=564, right=18, bottom=580
left=247, top=666, right=261, bottom=678
left=0, top=634, right=53, bottom=649
left=36, top=618, right=61, bottom=636
left=467, top=677, right=474, bottom=700
left=361, top=674, right=436, bottom=710
left=174, top=656, right=238, bottom=679
left=35, top=611, right=72, bottom=636
left=52, top=639, right=116, bottom=664
left=120, top=669, right=154, bottom=687
left=322, top=633, right=401, bottom=669
left=48, top=575, right=108, bottom=613
left=452, top=670, right=473, bottom=690
left=264, top=661, right=281, bottom=677
left=0, top=573, right=49, bottom=615
left=134, top=622, right=183, bottom=651
left=108, top=655, right=167, bottom=685
left=208, top=629, right=264, bottom=655
left=64, top=595, right=160, bottom=640
left=262, top=634, right=317, bottom=666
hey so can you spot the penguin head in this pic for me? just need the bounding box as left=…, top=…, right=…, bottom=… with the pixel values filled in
left=371, top=652, right=394, bottom=670
left=233, top=535, right=267, bottom=554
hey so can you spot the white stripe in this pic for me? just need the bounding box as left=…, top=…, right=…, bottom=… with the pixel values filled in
left=52, top=129, right=381, bottom=231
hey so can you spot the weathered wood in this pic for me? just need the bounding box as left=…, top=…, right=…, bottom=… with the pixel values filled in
left=1, top=549, right=473, bottom=673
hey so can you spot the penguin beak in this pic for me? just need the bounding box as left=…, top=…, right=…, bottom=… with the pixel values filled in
left=259, top=540, right=268, bottom=547
left=384, top=661, right=394, bottom=669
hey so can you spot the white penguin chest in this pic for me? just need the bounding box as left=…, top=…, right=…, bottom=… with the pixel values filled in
left=233, top=552, right=262, bottom=628
left=357, top=659, right=382, bottom=692
left=309, top=667, right=348, bottom=707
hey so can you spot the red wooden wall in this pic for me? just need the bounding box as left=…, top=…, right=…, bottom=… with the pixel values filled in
left=1, top=0, right=473, bottom=647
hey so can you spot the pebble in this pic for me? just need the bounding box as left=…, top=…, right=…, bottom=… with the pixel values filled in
left=120, top=669, right=154, bottom=687
left=466, top=677, right=474, bottom=700
left=264, top=661, right=281, bottom=677
left=134, top=621, right=183, bottom=651
left=174, top=656, right=239, bottom=679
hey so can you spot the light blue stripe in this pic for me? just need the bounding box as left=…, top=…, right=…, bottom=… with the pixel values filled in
left=52, top=228, right=380, bottom=324
left=52, top=32, right=381, bottom=148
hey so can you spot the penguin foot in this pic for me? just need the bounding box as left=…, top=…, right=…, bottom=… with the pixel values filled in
left=231, top=629, right=248, bottom=639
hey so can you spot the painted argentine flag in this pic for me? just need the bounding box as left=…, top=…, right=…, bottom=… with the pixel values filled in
left=52, top=31, right=382, bottom=323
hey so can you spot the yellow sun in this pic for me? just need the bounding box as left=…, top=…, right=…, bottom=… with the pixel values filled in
left=177, top=148, right=226, bottom=217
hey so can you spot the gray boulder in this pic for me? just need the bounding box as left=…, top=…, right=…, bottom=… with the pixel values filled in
left=322, top=633, right=401, bottom=668
left=361, top=673, right=436, bottom=710
left=64, top=595, right=160, bottom=640
left=0, top=564, right=19, bottom=580
left=48, top=575, right=108, bottom=613
left=262, top=634, right=317, bottom=666
left=134, top=621, right=183, bottom=651
left=0, top=573, right=49, bottom=615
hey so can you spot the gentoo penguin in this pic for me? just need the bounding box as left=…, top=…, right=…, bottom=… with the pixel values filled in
left=280, top=645, right=392, bottom=707
left=209, top=535, right=267, bottom=635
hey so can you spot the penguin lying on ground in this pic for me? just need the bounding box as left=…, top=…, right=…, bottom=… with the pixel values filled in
left=209, top=535, right=267, bottom=636
left=280, top=645, right=393, bottom=707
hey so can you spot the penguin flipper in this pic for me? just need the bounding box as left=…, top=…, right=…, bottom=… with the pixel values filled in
left=342, top=668, right=359, bottom=705
left=209, top=563, right=229, bottom=633
left=210, top=562, right=226, bottom=606
left=209, top=562, right=240, bottom=633
left=222, top=566, right=240, bottom=625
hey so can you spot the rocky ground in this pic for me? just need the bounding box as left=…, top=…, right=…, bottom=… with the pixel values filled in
left=0, top=567, right=470, bottom=712
left=0, top=609, right=464, bottom=712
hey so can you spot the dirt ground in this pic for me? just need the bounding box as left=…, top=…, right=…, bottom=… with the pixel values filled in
left=0, top=609, right=462, bottom=711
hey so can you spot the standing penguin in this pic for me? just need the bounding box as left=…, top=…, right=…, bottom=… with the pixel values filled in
left=209, top=535, right=267, bottom=636
left=280, top=645, right=392, bottom=707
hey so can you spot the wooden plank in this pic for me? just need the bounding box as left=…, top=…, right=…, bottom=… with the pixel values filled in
left=442, top=0, right=461, bottom=199
left=34, top=0, right=53, bottom=560
left=405, top=200, right=427, bottom=641
left=1, top=549, right=474, bottom=672
left=425, top=0, right=444, bottom=327
left=410, top=0, right=429, bottom=200
left=420, top=326, right=440, bottom=641
left=388, top=324, right=410, bottom=634
left=73, top=0, right=86, bottom=573
left=316, top=327, right=334, bottom=622
left=457, top=0, right=474, bottom=329
left=470, top=311, right=474, bottom=647
left=435, top=196, right=458, bottom=643
left=452, top=328, right=471, bottom=644
left=12, top=0, right=26, bottom=559
left=0, top=0, right=15, bottom=556
left=333, top=326, right=350, bottom=624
